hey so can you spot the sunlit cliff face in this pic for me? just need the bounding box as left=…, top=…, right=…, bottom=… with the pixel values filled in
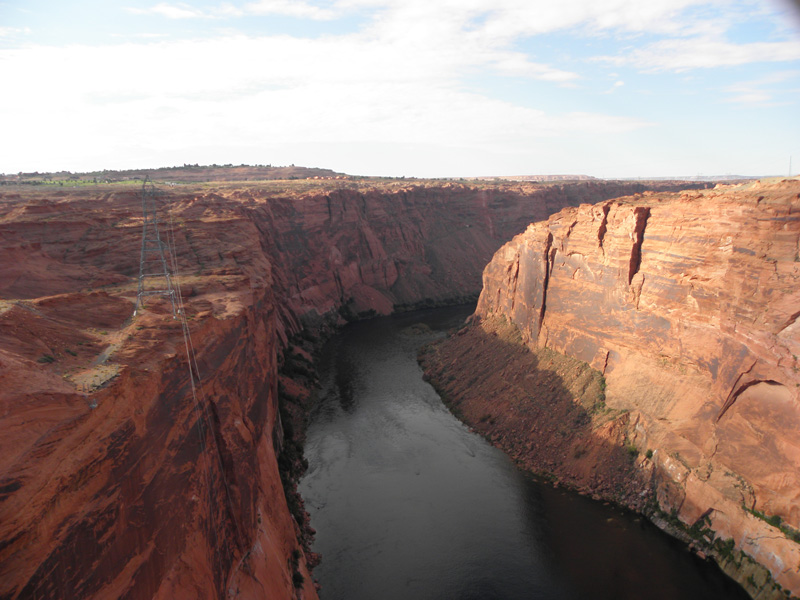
left=465, top=179, right=800, bottom=597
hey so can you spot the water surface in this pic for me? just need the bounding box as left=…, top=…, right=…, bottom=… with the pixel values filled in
left=298, top=306, right=749, bottom=600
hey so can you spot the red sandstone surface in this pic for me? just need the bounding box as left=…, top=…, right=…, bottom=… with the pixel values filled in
left=423, top=178, right=800, bottom=599
left=0, top=178, right=700, bottom=599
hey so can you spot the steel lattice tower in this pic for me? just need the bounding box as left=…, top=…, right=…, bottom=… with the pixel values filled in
left=133, top=176, right=177, bottom=317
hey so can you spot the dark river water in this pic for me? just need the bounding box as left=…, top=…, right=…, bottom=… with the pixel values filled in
left=298, top=305, right=750, bottom=600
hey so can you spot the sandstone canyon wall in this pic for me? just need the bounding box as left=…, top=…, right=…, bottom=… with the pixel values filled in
left=423, top=179, right=800, bottom=598
left=0, top=179, right=701, bottom=600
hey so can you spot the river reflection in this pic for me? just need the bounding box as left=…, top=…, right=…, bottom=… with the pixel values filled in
left=298, top=306, right=749, bottom=600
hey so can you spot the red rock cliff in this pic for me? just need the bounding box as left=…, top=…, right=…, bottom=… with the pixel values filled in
left=468, top=179, right=800, bottom=597
left=0, top=178, right=710, bottom=599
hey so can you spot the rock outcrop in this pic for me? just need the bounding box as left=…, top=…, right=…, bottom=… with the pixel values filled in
left=423, top=178, right=800, bottom=598
left=0, top=179, right=703, bottom=599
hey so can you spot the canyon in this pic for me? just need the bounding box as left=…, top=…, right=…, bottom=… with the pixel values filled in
left=0, top=177, right=704, bottom=600
left=421, top=178, right=800, bottom=599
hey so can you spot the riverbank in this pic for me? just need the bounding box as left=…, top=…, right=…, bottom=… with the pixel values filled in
left=419, top=313, right=652, bottom=508
left=419, top=313, right=796, bottom=600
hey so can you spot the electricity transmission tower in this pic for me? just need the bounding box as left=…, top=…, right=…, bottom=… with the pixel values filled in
left=133, top=176, right=177, bottom=317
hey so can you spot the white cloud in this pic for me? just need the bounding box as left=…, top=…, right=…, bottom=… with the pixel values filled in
left=0, top=34, right=647, bottom=173
left=128, top=0, right=733, bottom=38
left=343, top=0, right=710, bottom=38
left=0, top=26, right=32, bottom=38
left=126, top=2, right=211, bottom=19
left=242, top=0, right=338, bottom=19
left=598, top=37, right=800, bottom=71
left=481, top=51, right=578, bottom=81
left=2, top=0, right=798, bottom=176
left=724, top=70, right=800, bottom=105
left=110, top=32, right=170, bottom=39
left=128, top=0, right=341, bottom=20
left=121, top=1, right=798, bottom=80
left=602, top=80, right=625, bottom=94
left=340, top=1, right=585, bottom=83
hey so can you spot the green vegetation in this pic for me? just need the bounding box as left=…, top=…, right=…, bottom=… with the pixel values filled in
left=288, top=548, right=305, bottom=588
left=745, top=506, right=800, bottom=544
left=650, top=507, right=795, bottom=598
left=37, top=354, right=55, bottom=363
left=714, top=537, right=737, bottom=561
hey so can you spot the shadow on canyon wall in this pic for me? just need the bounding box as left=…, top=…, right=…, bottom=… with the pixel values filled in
left=419, top=314, right=652, bottom=508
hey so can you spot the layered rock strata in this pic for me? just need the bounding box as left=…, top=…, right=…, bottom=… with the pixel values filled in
left=423, top=178, right=800, bottom=598
left=0, top=179, right=701, bottom=599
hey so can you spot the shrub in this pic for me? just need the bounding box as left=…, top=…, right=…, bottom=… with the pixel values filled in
left=291, top=549, right=302, bottom=567
left=768, top=514, right=783, bottom=528
left=292, top=572, right=305, bottom=588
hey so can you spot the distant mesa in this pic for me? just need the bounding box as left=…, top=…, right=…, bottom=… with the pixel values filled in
left=471, top=174, right=766, bottom=183
left=471, top=174, right=599, bottom=182
left=0, top=164, right=350, bottom=185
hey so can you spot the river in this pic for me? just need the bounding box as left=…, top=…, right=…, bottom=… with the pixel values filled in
left=297, top=305, right=749, bottom=600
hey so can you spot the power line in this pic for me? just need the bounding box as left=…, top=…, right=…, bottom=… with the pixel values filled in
left=133, top=176, right=177, bottom=318
left=133, top=179, right=244, bottom=593
left=165, top=206, right=244, bottom=544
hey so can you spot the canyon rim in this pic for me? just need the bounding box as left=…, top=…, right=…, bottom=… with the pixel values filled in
left=0, top=172, right=797, bottom=599
left=0, top=175, right=706, bottom=599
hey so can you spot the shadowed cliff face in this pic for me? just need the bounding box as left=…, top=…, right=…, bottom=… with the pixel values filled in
left=0, top=179, right=702, bottom=600
left=419, top=314, right=651, bottom=505
left=442, top=178, right=800, bottom=598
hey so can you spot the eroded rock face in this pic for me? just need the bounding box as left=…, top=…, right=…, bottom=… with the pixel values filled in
left=470, top=179, right=800, bottom=596
left=0, top=179, right=698, bottom=599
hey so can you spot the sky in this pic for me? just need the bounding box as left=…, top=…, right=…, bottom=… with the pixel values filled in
left=1, top=0, right=800, bottom=178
